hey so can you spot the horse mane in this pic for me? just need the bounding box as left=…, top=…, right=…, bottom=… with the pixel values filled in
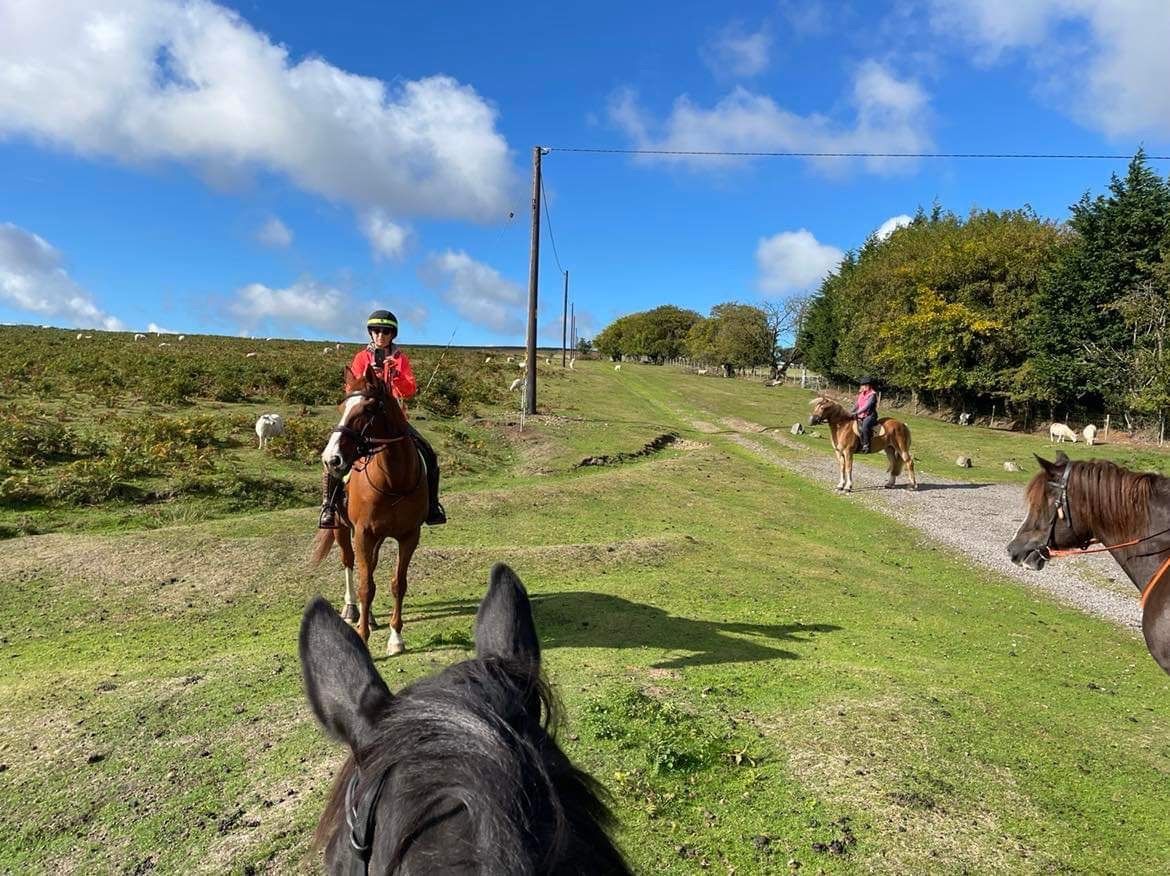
left=1027, top=459, right=1161, bottom=543
left=811, top=396, right=847, bottom=418
left=315, top=656, right=625, bottom=874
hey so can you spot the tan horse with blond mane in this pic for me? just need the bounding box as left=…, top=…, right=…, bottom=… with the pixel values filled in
left=808, top=396, right=918, bottom=492
left=311, top=364, right=428, bottom=655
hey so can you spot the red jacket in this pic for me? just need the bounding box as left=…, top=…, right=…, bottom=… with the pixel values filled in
left=348, top=346, right=417, bottom=400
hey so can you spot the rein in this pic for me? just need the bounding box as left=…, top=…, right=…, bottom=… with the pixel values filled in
left=334, top=390, right=423, bottom=503
left=345, top=766, right=392, bottom=875
left=1041, top=465, right=1170, bottom=608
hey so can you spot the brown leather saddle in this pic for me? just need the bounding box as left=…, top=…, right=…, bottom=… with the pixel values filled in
left=851, top=420, right=887, bottom=439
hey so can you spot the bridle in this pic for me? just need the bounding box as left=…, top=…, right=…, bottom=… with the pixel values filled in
left=332, top=391, right=410, bottom=468
left=1040, top=461, right=1170, bottom=608
left=344, top=765, right=392, bottom=876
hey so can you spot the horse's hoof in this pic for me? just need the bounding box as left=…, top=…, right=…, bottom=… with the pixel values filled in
left=387, top=631, right=405, bottom=656
left=340, top=604, right=359, bottom=624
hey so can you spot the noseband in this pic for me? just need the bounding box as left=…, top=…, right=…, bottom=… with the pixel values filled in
left=345, top=766, right=392, bottom=875
left=332, top=391, right=409, bottom=468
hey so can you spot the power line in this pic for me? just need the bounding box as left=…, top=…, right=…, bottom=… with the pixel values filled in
left=539, top=173, right=565, bottom=275
left=546, top=146, right=1170, bottom=160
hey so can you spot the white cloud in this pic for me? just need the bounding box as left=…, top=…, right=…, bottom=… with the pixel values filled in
left=230, top=278, right=353, bottom=334
left=756, top=229, right=844, bottom=294
left=875, top=214, right=913, bottom=240
left=608, top=61, right=931, bottom=174
left=702, top=22, right=772, bottom=78
left=420, top=250, right=524, bottom=335
left=0, top=223, right=123, bottom=329
left=360, top=210, right=410, bottom=261
left=929, top=0, right=1170, bottom=138
left=255, top=216, right=292, bottom=248
left=147, top=322, right=176, bottom=334
left=0, top=1, right=516, bottom=221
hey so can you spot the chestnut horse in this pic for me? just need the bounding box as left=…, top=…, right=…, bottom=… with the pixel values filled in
left=1008, top=452, right=1170, bottom=676
left=311, top=364, right=428, bottom=655
left=808, top=396, right=918, bottom=492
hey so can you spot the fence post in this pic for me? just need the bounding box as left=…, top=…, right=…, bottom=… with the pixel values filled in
left=1104, top=413, right=1110, bottom=443
left=990, top=403, right=996, bottom=429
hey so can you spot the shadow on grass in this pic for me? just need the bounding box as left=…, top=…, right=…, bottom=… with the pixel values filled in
left=412, top=591, right=841, bottom=669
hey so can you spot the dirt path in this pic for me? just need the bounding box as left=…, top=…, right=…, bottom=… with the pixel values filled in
left=712, top=415, right=1142, bottom=632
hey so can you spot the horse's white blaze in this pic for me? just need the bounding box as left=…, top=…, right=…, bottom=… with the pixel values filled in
left=321, top=395, right=364, bottom=467
left=344, top=567, right=356, bottom=607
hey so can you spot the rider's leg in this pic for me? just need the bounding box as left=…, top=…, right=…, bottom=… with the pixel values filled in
left=407, top=424, right=446, bottom=525
left=318, top=469, right=341, bottom=529
left=860, top=414, right=876, bottom=454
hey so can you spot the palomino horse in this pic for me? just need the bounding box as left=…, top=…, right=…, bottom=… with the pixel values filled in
left=300, top=563, right=630, bottom=874
left=312, top=365, right=427, bottom=655
left=1008, top=452, right=1170, bottom=676
left=808, top=396, right=917, bottom=492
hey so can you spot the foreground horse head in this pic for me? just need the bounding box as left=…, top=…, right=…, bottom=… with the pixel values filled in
left=1008, top=453, right=1170, bottom=676
left=300, top=563, right=630, bottom=875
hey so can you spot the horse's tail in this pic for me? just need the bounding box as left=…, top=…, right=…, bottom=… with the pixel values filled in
left=309, top=528, right=335, bottom=568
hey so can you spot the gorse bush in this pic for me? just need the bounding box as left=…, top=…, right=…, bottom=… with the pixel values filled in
left=265, top=416, right=332, bottom=464
left=0, top=412, right=106, bottom=468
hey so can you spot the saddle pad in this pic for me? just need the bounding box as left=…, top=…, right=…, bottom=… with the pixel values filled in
left=851, top=421, right=887, bottom=439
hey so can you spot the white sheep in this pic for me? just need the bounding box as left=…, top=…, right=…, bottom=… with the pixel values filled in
left=1049, top=422, right=1078, bottom=443
left=508, top=378, right=524, bottom=392
left=334, top=343, right=342, bottom=351
left=323, top=346, right=332, bottom=354
left=1083, top=423, right=1098, bottom=446
left=484, top=356, right=492, bottom=364
left=158, top=342, right=171, bottom=348
left=255, top=413, right=285, bottom=449
left=506, top=355, right=516, bottom=363
left=134, top=333, right=146, bottom=341
left=614, top=364, right=622, bottom=371
left=245, top=351, right=258, bottom=358
left=568, top=358, right=576, bottom=370
left=697, top=368, right=708, bottom=375
left=177, top=335, right=185, bottom=341
left=76, top=333, right=84, bottom=340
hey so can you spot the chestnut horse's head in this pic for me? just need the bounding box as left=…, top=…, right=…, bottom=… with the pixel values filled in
left=1007, top=452, right=1086, bottom=570
left=808, top=396, right=840, bottom=426
left=320, top=364, right=397, bottom=477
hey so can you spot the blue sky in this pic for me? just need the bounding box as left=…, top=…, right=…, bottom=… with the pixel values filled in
left=2, top=0, right=1169, bottom=345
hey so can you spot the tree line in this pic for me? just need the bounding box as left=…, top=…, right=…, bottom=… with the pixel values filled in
left=590, top=151, right=1170, bottom=425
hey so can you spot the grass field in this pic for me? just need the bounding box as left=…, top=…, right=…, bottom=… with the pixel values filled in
left=3, top=336, right=1170, bottom=874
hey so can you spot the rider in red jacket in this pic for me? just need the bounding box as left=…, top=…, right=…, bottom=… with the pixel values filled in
left=318, top=309, right=446, bottom=528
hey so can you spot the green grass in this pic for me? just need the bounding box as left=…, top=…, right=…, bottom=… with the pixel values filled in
left=2, top=356, right=1170, bottom=873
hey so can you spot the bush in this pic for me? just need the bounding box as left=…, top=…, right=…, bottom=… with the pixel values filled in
left=0, top=412, right=106, bottom=468
left=266, top=416, right=332, bottom=463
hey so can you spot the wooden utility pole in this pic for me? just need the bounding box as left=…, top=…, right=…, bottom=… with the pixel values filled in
left=524, top=146, right=543, bottom=414
left=561, top=270, right=569, bottom=366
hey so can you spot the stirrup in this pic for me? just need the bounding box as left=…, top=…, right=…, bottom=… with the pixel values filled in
left=425, top=501, right=447, bottom=526
left=318, top=507, right=342, bottom=530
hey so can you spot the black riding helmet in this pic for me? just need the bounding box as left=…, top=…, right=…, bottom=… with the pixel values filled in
left=367, top=309, right=398, bottom=338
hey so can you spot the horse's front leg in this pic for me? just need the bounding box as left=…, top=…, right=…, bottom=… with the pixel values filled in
left=844, top=448, right=854, bottom=492
left=337, top=526, right=359, bottom=625
left=387, top=528, right=421, bottom=656
left=834, top=448, right=846, bottom=491
left=352, top=530, right=379, bottom=644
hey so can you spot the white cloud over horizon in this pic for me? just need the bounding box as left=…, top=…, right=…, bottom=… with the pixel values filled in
left=0, top=223, right=123, bottom=330
left=0, top=0, right=518, bottom=225
left=756, top=229, right=844, bottom=295
left=608, top=61, right=931, bottom=174
left=230, top=278, right=354, bottom=334
left=701, top=22, right=772, bottom=78
left=255, top=216, right=293, bottom=249
left=360, top=210, right=411, bottom=261
left=929, top=0, right=1170, bottom=138
left=875, top=213, right=913, bottom=240
left=420, top=250, right=525, bottom=336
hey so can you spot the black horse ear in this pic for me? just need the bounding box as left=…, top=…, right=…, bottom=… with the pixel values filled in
left=475, top=564, right=541, bottom=666
left=300, top=597, right=392, bottom=752
left=1034, top=453, right=1058, bottom=476
left=1054, top=450, right=1070, bottom=466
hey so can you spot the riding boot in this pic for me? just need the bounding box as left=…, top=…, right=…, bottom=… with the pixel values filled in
left=410, top=427, right=446, bottom=526
left=318, top=470, right=341, bottom=529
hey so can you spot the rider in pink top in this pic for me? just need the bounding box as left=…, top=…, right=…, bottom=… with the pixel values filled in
left=850, top=376, right=878, bottom=453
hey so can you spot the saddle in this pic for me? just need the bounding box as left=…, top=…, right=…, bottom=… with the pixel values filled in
left=851, top=420, right=887, bottom=439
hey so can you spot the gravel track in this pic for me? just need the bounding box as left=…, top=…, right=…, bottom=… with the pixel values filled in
left=714, top=416, right=1142, bottom=632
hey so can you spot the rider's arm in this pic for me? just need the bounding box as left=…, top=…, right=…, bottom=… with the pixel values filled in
left=390, top=351, right=417, bottom=400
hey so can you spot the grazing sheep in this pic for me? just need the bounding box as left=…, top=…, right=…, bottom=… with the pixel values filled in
left=506, top=355, right=516, bottom=363
left=484, top=356, right=492, bottom=364
left=76, top=333, right=83, bottom=340
left=323, top=346, right=332, bottom=354
left=245, top=351, right=258, bottom=358
left=1003, top=461, right=1020, bottom=472
left=158, top=342, right=171, bottom=348
left=508, top=377, right=524, bottom=392
left=697, top=368, right=708, bottom=375
left=334, top=343, right=342, bottom=351
left=614, top=364, right=622, bottom=371
left=255, top=413, right=285, bottom=449
left=134, top=333, right=146, bottom=341
left=518, top=360, right=527, bottom=369
left=958, top=412, right=973, bottom=426
left=1083, top=423, right=1098, bottom=446
left=1049, top=422, right=1077, bottom=443
left=956, top=456, right=972, bottom=468
left=177, top=335, right=185, bottom=341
